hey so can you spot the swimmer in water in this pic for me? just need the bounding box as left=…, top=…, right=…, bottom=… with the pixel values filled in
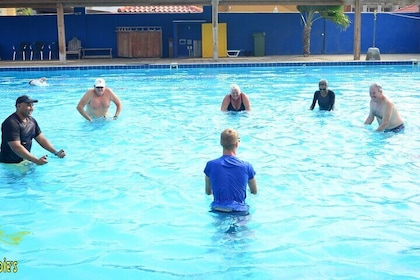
left=309, top=79, right=335, bottom=111
left=204, top=128, right=257, bottom=215
left=364, top=82, right=404, bottom=132
left=76, top=78, right=122, bottom=122
left=221, top=84, right=251, bottom=112
left=29, top=77, right=48, bottom=86
left=0, top=95, right=66, bottom=165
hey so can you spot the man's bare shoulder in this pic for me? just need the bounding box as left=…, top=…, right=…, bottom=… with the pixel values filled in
left=84, top=89, right=95, bottom=96
left=102, top=88, right=114, bottom=98
left=382, top=95, right=396, bottom=108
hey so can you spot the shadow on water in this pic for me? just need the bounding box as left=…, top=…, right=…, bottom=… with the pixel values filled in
left=207, top=211, right=256, bottom=268
left=80, top=117, right=116, bottom=130
left=209, top=211, right=254, bottom=238
left=0, top=161, right=36, bottom=183
left=223, top=110, right=250, bottom=117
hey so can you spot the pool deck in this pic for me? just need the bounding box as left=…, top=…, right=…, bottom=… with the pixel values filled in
left=1, top=53, right=420, bottom=68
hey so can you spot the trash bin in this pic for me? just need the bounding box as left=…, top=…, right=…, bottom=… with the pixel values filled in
left=253, top=32, right=266, bottom=56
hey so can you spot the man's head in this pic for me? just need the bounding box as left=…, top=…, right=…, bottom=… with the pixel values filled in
left=94, top=78, right=106, bottom=95
left=15, top=95, right=38, bottom=107
left=15, top=95, right=38, bottom=118
left=220, top=128, right=240, bottom=150
left=369, top=82, right=383, bottom=102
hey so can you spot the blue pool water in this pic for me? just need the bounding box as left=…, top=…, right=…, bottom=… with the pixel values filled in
left=0, top=64, right=419, bottom=279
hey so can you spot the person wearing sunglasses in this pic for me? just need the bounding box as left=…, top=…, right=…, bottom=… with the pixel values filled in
left=77, top=78, right=122, bottom=122
left=309, top=79, right=335, bottom=111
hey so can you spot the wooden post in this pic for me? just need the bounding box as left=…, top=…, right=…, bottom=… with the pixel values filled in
left=353, top=0, right=361, bottom=60
left=212, top=0, right=219, bottom=61
left=56, top=2, right=66, bottom=62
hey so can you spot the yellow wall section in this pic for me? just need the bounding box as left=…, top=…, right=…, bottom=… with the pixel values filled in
left=201, top=23, right=227, bottom=58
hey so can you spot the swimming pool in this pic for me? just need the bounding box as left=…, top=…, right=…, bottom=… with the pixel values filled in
left=0, top=64, right=419, bottom=279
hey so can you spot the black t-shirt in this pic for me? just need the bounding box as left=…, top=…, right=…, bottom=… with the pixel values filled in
left=0, top=113, right=41, bottom=163
left=310, top=90, right=336, bottom=111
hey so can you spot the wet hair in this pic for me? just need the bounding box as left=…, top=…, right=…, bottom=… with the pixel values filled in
left=220, top=128, right=239, bottom=150
left=230, top=84, right=241, bottom=94
left=319, top=79, right=328, bottom=86
left=370, top=82, right=382, bottom=92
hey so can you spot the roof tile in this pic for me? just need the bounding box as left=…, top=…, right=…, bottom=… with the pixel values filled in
left=394, top=5, right=419, bottom=12
left=117, top=5, right=203, bottom=13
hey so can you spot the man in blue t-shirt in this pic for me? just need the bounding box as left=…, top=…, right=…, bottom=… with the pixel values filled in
left=0, top=95, right=66, bottom=165
left=204, top=128, right=258, bottom=215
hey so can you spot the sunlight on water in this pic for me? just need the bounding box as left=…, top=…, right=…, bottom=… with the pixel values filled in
left=0, top=65, right=419, bottom=279
left=0, top=228, right=31, bottom=245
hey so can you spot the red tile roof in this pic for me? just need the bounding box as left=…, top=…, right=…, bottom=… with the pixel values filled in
left=118, top=6, right=203, bottom=13
left=394, top=5, right=419, bottom=13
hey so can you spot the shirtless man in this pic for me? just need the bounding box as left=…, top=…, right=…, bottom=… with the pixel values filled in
left=77, top=78, right=122, bottom=122
left=364, top=82, right=404, bottom=132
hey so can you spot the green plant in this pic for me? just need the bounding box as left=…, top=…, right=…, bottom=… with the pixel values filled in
left=16, top=8, right=33, bottom=16
left=297, top=5, right=351, bottom=56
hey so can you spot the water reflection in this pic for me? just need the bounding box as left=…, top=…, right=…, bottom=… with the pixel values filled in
left=210, top=211, right=255, bottom=242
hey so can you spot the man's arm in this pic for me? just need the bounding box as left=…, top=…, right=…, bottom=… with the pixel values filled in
left=8, top=140, right=47, bottom=165
left=35, top=133, right=65, bottom=158
left=205, top=176, right=212, bottom=195
left=110, top=89, right=123, bottom=118
left=248, top=178, right=257, bottom=194
left=76, top=91, right=93, bottom=122
left=364, top=101, right=375, bottom=125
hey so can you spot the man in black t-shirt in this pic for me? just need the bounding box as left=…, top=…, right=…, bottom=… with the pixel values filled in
left=0, top=95, right=66, bottom=165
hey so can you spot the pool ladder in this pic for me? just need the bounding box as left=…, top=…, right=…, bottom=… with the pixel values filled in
left=170, top=63, right=178, bottom=70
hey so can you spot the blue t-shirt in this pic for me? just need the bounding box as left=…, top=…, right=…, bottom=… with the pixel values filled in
left=0, top=113, right=41, bottom=163
left=204, top=155, right=256, bottom=213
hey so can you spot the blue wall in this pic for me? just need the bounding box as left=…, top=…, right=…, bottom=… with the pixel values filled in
left=0, top=6, right=418, bottom=60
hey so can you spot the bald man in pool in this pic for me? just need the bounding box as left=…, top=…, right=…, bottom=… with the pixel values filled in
left=364, top=82, right=404, bottom=133
left=77, top=78, right=122, bottom=122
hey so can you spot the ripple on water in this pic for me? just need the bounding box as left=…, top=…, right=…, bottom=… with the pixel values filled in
left=0, top=65, right=419, bottom=279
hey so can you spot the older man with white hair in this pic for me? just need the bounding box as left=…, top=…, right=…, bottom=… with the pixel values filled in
left=364, top=82, right=404, bottom=132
